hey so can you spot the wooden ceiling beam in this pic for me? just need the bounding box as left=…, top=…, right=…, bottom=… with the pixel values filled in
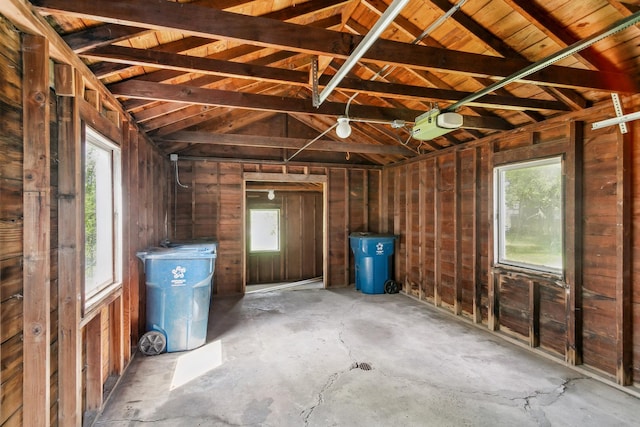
left=156, top=131, right=415, bottom=156
left=90, top=36, right=214, bottom=79
left=86, top=45, right=570, bottom=112
left=63, top=24, right=151, bottom=53
left=85, top=0, right=346, bottom=79
left=108, top=79, right=514, bottom=130
left=83, top=45, right=310, bottom=85
left=32, top=0, right=638, bottom=92
left=343, top=14, right=544, bottom=126
left=288, top=114, right=397, bottom=164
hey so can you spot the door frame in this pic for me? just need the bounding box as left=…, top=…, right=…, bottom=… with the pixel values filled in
left=242, top=172, right=327, bottom=293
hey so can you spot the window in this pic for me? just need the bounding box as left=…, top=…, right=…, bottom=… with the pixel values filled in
left=84, top=127, right=122, bottom=306
left=494, top=157, right=563, bottom=275
left=249, top=209, right=280, bottom=252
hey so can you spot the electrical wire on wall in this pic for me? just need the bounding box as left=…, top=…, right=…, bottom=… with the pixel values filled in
left=171, top=154, right=189, bottom=237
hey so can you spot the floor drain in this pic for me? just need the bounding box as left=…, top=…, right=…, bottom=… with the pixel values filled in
left=353, top=362, right=372, bottom=371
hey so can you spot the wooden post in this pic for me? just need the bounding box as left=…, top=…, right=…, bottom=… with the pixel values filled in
left=434, top=159, right=441, bottom=307
left=56, top=64, right=83, bottom=426
left=615, top=121, right=632, bottom=385
left=121, top=124, right=132, bottom=364
left=565, top=121, right=583, bottom=365
left=473, top=147, right=482, bottom=323
left=405, top=165, right=412, bottom=293
left=22, top=33, right=51, bottom=427
left=419, top=160, right=427, bottom=300
left=487, top=145, right=498, bottom=331
left=128, top=129, right=141, bottom=343
left=528, top=280, right=540, bottom=347
left=111, top=296, right=124, bottom=374
left=454, top=151, right=462, bottom=315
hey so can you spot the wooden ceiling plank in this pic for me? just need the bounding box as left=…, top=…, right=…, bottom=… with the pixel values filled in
left=157, top=131, right=415, bottom=156
left=63, top=23, right=152, bottom=53
left=32, top=0, right=638, bottom=92
left=90, top=36, right=215, bottom=78
left=425, top=0, right=587, bottom=111
left=145, top=82, right=290, bottom=134
left=503, top=0, right=624, bottom=72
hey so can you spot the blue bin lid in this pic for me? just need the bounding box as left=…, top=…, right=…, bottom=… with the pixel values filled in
left=349, top=232, right=397, bottom=239
left=160, top=240, right=217, bottom=253
left=137, top=246, right=216, bottom=260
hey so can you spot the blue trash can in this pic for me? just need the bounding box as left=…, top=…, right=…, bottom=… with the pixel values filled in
left=137, top=242, right=217, bottom=354
left=349, top=233, right=397, bottom=294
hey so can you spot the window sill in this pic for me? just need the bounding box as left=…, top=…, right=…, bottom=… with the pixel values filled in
left=81, top=283, right=123, bottom=327
left=492, top=264, right=566, bottom=288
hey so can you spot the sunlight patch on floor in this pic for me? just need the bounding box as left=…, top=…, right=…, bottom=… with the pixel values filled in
left=171, top=340, right=223, bottom=390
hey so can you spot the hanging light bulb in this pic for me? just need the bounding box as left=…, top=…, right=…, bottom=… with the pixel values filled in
left=267, top=189, right=275, bottom=200
left=335, top=117, right=352, bottom=138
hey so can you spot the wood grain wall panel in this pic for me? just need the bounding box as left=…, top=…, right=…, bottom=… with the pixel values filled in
left=436, top=154, right=455, bottom=308
left=382, top=99, right=640, bottom=388
left=630, top=96, right=640, bottom=383
left=348, top=169, right=366, bottom=233
left=0, top=16, right=24, bottom=425
left=394, top=168, right=406, bottom=288
left=477, top=145, right=490, bottom=323
left=539, top=284, right=567, bottom=354
left=459, top=149, right=476, bottom=317
left=302, top=194, right=319, bottom=279
left=498, top=276, right=530, bottom=338
left=328, top=168, right=348, bottom=287
left=582, top=126, right=619, bottom=375
left=176, top=162, right=337, bottom=291
left=217, top=163, right=243, bottom=294
left=420, top=158, right=436, bottom=301
left=285, top=195, right=303, bottom=280
left=367, top=170, right=381, bottom=232
left=406, top=163, right=421, bottom=297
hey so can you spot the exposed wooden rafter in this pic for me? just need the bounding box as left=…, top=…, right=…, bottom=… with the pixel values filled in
left=32, top=0, right=638, bottom=92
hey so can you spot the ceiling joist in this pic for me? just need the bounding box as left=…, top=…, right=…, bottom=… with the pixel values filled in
left=32, top=0, right=638, bottom=92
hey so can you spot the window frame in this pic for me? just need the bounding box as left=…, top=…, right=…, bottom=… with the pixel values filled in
left=248, top=208, right=281, bottom=253
left=493, top=156, right=564, bottom=277
left=83, top=126, right=123, bottom=310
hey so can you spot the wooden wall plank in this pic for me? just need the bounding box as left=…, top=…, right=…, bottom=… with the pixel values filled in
left=121, top=125, right=132, bottom=367
left=128, top=129, right=141, bottom=342
left=434, top=161, right=441, bottom=307
left=615, top=122, right=632, bottom=385
left=55, top=64, right=83, bottom=426
left=565, top=121, right=583, bottom=365
left=85, top=314, right=103, bottom=410
left=473, top=147, right=482, bottom=323
left=529, top=280, right=540, bottom=347
left=21, top=32, right=51, bottom=427
left=454, top=151, right=462, bottom=315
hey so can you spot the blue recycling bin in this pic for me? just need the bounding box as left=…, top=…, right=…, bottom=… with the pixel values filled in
left=137, top=242, right=217, bottom=354
left=349, top=233, right=396, bottom=294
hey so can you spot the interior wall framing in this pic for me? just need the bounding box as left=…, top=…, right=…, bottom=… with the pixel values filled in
left=170, top=161, right=382, bottom=293
left=383, top=95, right=640, bottom=389
left=0, top=12, right=169, bottom=425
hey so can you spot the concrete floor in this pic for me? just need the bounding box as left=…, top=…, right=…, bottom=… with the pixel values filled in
left=96, top=288, right=640, bottom=426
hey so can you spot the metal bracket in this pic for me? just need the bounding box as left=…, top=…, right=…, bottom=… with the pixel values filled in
left=611, top=93, right=628, bottom=134
left=592, top=93, right=640, bottom=133
left=311, top=57, right=320, bottom=108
